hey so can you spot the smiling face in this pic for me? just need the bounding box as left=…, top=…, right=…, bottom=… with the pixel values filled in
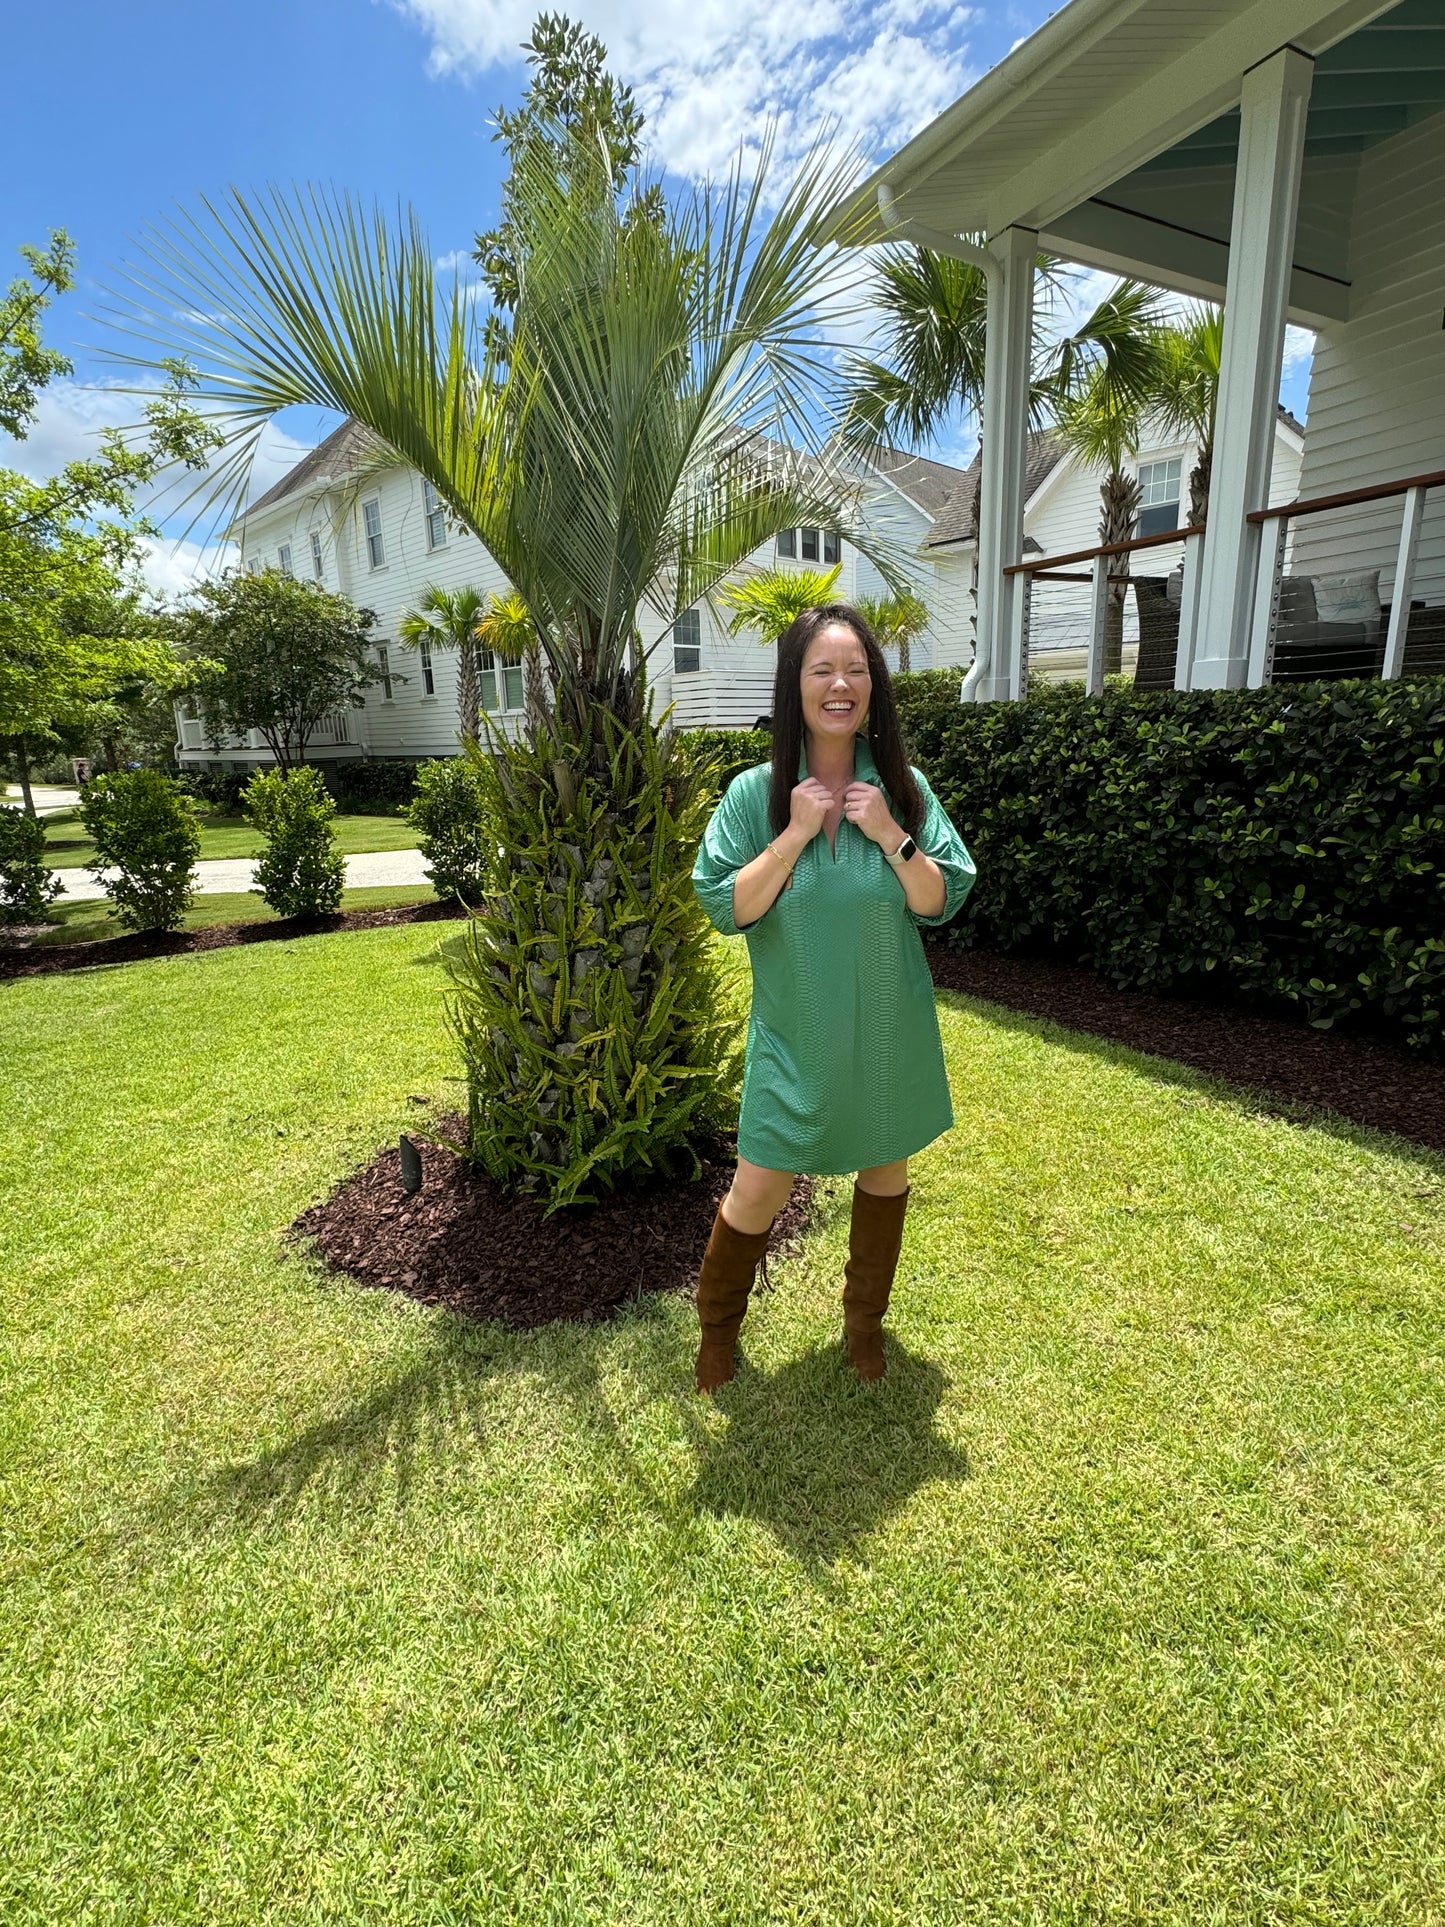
left=800, top=622, right=871, bottom=745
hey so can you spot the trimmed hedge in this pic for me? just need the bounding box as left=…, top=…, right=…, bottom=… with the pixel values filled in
left=894, top=675, right=1445, bottom=1055
left=686, top=727, right=771, bottom=793
left=330, top=759, right=422, bottom=812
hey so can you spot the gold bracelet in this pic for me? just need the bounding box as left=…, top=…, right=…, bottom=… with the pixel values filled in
left=766, top=841, right=794, bottom=875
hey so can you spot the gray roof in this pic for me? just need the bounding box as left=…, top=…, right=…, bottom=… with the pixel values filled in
left=925, top=431, right=1067, bottom=549
left=857, top=443, right=974, bottom=519
left=240, top=416, right=375, bottom=522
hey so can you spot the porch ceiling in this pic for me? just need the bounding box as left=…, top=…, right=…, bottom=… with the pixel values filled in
left=850, top=0, right=1438, bottom=327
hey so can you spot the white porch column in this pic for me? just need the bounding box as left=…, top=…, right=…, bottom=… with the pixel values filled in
left=1191, top=46, right=1313, bottom=689
left=973, top=226, right=1037, bottom=701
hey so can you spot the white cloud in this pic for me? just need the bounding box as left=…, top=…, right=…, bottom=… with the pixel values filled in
left=134, top=534, right=236, bottom=600
left=391, top=0, right=977, bottom=183
left=1282, top=324, right=1315, bottom=374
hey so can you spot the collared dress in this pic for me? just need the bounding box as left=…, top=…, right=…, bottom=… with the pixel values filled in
left=692, top=741, right=976, bottom=1175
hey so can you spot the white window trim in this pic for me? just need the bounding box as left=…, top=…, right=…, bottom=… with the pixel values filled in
left=422, top=479, right=448, bottom=552
left=363, top=497, right=386, bottom=570
left=310, top=530, right=325, bottom=579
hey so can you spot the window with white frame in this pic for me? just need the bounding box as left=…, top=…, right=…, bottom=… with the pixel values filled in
left=377, top=644, right=393, bottom=700
left=673, top=607, right=701, bottom=674
left=277, top=542, right=293, bottom=577
left=776, top=526, right=840, bottom=565
left=422, top=478, right=447, bottom=550
left=310, top=530, right=324, bottom=579
left=1137, top=458, right=1183, bottom=539
left=420, top=639, right=435, bottom=695
left=363, top=497, right=386, bottom=569
left=479, top=651, right=524, bottom=713
left=246, top=556, right=263, bottom=575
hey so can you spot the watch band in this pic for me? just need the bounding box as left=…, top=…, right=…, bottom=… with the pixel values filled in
left=884, top=835, right=917, bottom=867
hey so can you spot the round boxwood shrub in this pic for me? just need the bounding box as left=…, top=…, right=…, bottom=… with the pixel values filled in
left=80, top=771, right=202, bottom=932
left=0, top=806, right=64, bottom=924
left=243, top=766, right=346, bottom=918
left=408, top=756, right=486, bottom=904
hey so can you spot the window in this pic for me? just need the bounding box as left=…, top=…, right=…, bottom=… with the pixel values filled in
left=800, top=526, right=820, bottom=561
left=363, top=497, right=385, bottom=568
left=823, top=529, right=840, bottom=564
left=1137, top=458, right=1183, bottom=539
left=673, top=608, right=701, bottom=674
left=277, top=542, right=293, bottom=577
left=377, top=644, right=393, bottom=700
left=479, top=652, right=525, bottom=712
left=777, top=527, right=797, bottom=559
left=420, top=640, right=435, bottom=696
left=310, top=531, right=324, bottom=579
left=423, top=478, right=447, bottom=550
left=246, top=556, right=263, bottom=576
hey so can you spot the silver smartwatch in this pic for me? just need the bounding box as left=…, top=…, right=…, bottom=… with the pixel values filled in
left=884, top=835, right=918, bottom=867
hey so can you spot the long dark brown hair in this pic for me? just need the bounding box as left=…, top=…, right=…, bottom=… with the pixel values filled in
left=767, top=603, right=924, bottom=838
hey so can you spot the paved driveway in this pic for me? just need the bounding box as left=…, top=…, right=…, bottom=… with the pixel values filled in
left=55, top=848, right=432, bottom=902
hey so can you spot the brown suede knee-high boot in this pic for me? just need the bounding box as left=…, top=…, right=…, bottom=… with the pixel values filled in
left=843, top=1183, right=909, bottom=1381
left=694, top=1207, right=772, bottom=1394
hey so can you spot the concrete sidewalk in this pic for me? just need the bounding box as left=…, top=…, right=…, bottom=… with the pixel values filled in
left=55, top=848, right=432, bottom=902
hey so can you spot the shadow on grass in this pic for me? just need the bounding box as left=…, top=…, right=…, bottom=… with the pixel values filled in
left=690, top=1338, right=968, bottom=1564
left=181, top=1313, right=966, bottom=1568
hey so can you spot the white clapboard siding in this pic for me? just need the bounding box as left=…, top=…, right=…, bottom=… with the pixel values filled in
left=1292, top=108, right=1445, bottom=603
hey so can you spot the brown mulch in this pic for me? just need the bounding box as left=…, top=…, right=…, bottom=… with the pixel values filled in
left=292, top=1123, right=816, bottom=1327
left=0, top=899, right=468, bottom=980
left=927, top=942, right=1445, bottom=1157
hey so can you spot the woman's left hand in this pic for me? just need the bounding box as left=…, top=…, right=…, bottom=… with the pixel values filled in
left=843, top=783, right=900, bottom=849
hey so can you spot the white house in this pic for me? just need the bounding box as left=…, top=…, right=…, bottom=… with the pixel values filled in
left=927, top=410, right=1305, bottom=680
left=850, top=0, right=1445, bottom=697
left=175, top=427, right=977, bottom=772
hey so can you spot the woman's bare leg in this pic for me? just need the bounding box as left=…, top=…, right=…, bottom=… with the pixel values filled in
left=857, top=1158, right=909, bottom=1197
left=723, top=1158, right=796, bottom=1235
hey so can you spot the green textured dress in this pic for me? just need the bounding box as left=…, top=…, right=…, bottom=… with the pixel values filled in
left=692, top=740, right=976, bottom=1175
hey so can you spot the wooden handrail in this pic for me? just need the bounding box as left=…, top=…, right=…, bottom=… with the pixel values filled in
left=1003, top=523, right=1206, bottom=576
left=1247, top=467, right=1445, bottom=525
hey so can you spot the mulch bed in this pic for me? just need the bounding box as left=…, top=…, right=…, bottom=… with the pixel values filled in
left=927, top=942, right=1445, bottom=1157
left=0, top=899, right=468, bottom=980
left=292, top=1123, right=816, bottom=1327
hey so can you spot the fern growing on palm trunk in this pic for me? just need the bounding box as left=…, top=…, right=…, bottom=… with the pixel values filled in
left=447, top=712, right=740, bottom=1205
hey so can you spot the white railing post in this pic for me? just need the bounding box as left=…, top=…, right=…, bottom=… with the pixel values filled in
left=1383, top=485, right=1427, bottom=680
left=1246, top=514, right=1288, bottom=687
left=1087, top=553, right=1110, bottom=697
left=1006, top=570, right=1030, bottom=700
left=1175, top=529, right=1204, bottom=690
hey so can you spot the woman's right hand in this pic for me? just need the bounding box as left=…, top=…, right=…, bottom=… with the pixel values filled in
left=789, top=779, right=833, bottom=840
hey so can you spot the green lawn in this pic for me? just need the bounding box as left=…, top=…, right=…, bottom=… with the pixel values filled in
left=2, top=932, right=1443, bottom=1923
left=26, top=884, right=436, bottom=947
left=41, top=808, right=418, bottom=869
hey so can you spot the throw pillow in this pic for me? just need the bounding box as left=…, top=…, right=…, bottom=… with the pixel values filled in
left=1313, top=568, right=1382, bottom=627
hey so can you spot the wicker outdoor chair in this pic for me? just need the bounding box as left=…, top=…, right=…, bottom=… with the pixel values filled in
left=1132, top=577, right=1180, bottom=690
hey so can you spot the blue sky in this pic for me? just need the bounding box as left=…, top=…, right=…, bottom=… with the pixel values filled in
left=2, top=0, right=1313, bottom=592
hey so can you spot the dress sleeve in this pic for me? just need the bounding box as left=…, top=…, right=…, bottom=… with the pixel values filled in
left=909, top=768, right=976, bottom=928
left=693, top=773, right=767, bottom=937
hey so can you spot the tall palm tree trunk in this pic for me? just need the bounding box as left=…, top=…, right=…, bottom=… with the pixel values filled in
left=456, top=641, right=480, bottom=744
left=1188, top=441, right=1212, bottom=526
left=1099, top=468, right=1142, bottom=677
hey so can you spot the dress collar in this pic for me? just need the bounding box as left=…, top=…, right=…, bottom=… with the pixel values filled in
left=797, top=734, right=881, bottom=784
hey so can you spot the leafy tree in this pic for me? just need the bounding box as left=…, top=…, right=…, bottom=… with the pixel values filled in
left=1150, top=303, right=1224, bottom=525
left=108, top=52, right=883, bottom=1204
left=180, top=570, right=383, bottom=770
left=721, top=564, right=843, bottom=645
left=0, top=230, right=76, bottom=441
left=856, top=589, right=930, bottom=674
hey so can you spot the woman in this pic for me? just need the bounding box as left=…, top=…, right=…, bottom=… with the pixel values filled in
left=690, top=603, right=976, bottom=1393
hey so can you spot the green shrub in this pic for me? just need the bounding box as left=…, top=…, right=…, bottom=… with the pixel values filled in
left=900, top=676, right=1445, bottom=1053
left=243, top=766, right=346, bottom=919
left=0, top=807, right=64, bottom=924
left=331, top=758, right=422, bottom=812
left=176, top=767, right=252, bottom=813
left=80, top=771, right=201, bottom=932
left=408, top=759, right=487, bottom=904
left=446, top=719, right=741, bottom=1209
left=685, top=727, right=771, bottom=792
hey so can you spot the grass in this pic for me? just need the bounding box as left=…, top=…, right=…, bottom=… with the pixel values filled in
left=24, top=884, right=437, bottom=947
left=2, top=931, right=1443, bottom=1923
left=41, top=807, right=417, bottom=869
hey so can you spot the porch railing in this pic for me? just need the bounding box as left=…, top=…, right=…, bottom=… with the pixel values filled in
left=1245, top=467, right=1445, bottom=686
left=1004, top=523, right=1207, bottom=696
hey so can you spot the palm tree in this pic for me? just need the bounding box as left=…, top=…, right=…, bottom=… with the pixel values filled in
left=1151, top=303, right=1224, bottom=525
left=399, top=585, right=486, bottom=743
left=1048, top=280, right=1169, bottom=674
left=856, top=589, right=929, bottom=674
left=720, top=563, right=843, bottom=645
left=107, top=130, right=889, bottom=1204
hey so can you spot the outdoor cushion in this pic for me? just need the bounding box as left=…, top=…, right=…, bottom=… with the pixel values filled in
left=1313, top=568, right=1382, bottom=628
